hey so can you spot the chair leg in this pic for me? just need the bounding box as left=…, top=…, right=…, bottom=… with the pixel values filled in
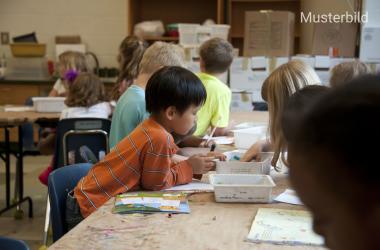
left=42, top=196, right=51, bottom=246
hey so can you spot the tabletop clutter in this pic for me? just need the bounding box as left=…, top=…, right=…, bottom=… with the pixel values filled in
left=109, top=121, right=324, bottom=247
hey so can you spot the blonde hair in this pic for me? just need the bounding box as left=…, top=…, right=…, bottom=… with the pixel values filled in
left=139, top=41, right=186, bottom=74
left=330, top=61, right=371, bottom=87
left=112, top=36, right=148, bottom=100
left=59, top=51, right=88, bottom=73
left=65, top=73, right=107, bottom=108
left=262, top=60, right=321, bottom=168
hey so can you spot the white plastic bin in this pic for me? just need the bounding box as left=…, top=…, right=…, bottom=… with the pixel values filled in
left=233, top=126, right=267, bottom=149
left=210, top=24, right=230, bottom=40
left=209, top=174, right=275, bottom=203
left=178, top=23, right=200, bottom=46
left=216, top=151, right=273, bottom=175
left=32, top=97, right=66, bottom=112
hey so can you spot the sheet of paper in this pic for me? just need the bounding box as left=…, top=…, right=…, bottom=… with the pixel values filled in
left=247, top=208, right=324, bottom=246
left=164, top=181, right=214, bottom=192
left=202, top=135, right=234, bottom=145
left=4, top=106, right=35, bottom=112
left=274, top=189, right=303, bottom=205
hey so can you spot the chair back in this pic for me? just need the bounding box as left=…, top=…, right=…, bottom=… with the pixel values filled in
left=53, top=118, right=111, bottom=169
left=48, top=163, right=92, bottom=242
left=0, top=236, right=29, bottom=250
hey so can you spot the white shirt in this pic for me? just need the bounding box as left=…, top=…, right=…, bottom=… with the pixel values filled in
left=53, top=79, right=67, bottom=96
left=60, top=102, right=111, bottom=120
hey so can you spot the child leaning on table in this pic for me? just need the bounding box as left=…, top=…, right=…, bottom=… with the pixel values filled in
left=282, top=75, right=380, bottom=250
left=66, top=66, right=225, bottom=229
left=38, top=73, right=111, bottom=185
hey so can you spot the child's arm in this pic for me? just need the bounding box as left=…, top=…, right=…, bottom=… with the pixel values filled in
left=140, top=142, right=193, bottom=191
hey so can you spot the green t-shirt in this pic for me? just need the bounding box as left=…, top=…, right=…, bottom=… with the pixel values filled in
left=109, top=85, right=149, bottom=148
left=194, top=72, right=231, bottom=136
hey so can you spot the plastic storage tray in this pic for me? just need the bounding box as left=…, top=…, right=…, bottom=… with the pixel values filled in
left=233, top=126, right=267, bottom=149
left=10, top=43, right=46, bottom=57
left=209, top=174, right=275, bottom=203
left=32, top=97, right=66, bottom=113
left=216, top=151, right=273, bottom=175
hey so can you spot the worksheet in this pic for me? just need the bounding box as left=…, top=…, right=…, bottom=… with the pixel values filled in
left=247, top=208, right=324, bottom=246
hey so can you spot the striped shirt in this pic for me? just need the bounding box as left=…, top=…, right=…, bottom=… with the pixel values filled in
left=74, top=117, right=193, bottom=217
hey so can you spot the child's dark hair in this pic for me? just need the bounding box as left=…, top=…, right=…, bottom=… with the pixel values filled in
left=199, top=38, right=234, bottom=74
left=282, top=85, right=330, bottom=146
left=145, top=66, right=207, bottom=114
left=65, top=72, right=108, bottom=108
left=284, top=75, right=380, bottom=188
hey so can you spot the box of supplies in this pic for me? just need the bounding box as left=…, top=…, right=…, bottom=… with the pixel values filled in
left=209, top=174, right=276, bottom=203
left=216, top=151, right=273, bottom=175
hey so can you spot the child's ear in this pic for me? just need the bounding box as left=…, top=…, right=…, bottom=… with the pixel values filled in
left=164, top=106, right=177, bottom=120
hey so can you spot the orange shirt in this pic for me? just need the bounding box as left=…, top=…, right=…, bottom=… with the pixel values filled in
left=74, top=117, right=193, bottom=217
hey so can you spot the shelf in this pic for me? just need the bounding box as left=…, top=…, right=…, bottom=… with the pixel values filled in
left=231, top=0, right=299, bottom=2
left=142, top=36, right=179, bottom=42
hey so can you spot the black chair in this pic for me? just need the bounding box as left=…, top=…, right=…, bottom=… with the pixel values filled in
left=0, top=236, right=29, bottom=250
left=48, top=163, right=92, bottom=242
left=42, top=118, right=111, bottom=245
left=53, top=118, right=111, bottom=169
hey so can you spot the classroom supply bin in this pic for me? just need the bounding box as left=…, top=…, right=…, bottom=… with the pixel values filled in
left=233, top=126, right=267, bottom=149
left=216, top=151, right=273, bottom=175
left=209, top=174, right=275, bottom=203
left=10, top=43, right=46, bottom=57
left=32, top=97, right=66, bottom=112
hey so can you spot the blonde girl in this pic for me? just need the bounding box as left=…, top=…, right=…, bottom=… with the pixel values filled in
left=111, top=36, right=148, bottom=101
left=241, top=60, right=321, bottom=168
left=49, top=51, right=88, bottom=97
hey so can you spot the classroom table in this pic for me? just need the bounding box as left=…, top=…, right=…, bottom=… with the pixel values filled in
left=49, top=111, right=325, bottom=250
left=0, top=108, right=60, bottom=217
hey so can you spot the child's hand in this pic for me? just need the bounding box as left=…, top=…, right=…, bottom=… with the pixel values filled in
left=240, top=140, right=267, bottom=162
left=187, top=154, right=216, bottom=174
left=207, top=152, right=227, bottom=161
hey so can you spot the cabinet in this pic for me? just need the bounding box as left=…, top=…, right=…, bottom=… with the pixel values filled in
left=127, top=0, right=225, bottom=42
left=227, top=0, right=301, bottom=56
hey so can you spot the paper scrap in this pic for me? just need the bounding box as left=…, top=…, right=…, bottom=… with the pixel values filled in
left=4, top=106, right=35, bottom=112
left=247, top=208, right=324, bottom=246
left=202, top=135, right=234, bottom=145
left=165, top=181, right=214, bottom=192
left=274, top=189, right=303, bottom=205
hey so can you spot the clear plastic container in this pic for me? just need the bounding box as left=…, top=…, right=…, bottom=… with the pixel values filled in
left=209, top=174, right=275, bottom=203
left=32, top=97, right=66, bottom=113
left=216, top=151, right=273, bottom=175
left=233, top=126, right=267, bottom=149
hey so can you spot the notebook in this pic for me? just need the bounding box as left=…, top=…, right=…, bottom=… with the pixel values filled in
left=112, top=192, right=190, bottom=214
left=247, top=208, right=324, bottom=246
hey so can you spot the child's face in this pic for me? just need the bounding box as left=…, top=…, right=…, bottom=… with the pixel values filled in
left=171, top=105, right=199, bottom=136
left=288, top=146, right=378, bottom=250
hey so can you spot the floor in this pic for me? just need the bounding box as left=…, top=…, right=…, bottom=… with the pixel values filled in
left=0, top=155, right=51, bottom=250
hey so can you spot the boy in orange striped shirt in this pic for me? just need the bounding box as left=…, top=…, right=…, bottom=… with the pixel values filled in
left=66, top=66, right=222, bottom=229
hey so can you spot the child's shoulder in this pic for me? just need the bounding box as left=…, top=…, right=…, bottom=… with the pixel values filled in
left=137, top=119, right=174, bottom=145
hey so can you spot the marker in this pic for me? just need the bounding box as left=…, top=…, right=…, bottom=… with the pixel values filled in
left=210, top=144, right=216, bottom=152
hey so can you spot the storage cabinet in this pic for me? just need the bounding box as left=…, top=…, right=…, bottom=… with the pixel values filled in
left=227, top=0, right=301, bottom=55
left=127, top=0, right=225, bottom=42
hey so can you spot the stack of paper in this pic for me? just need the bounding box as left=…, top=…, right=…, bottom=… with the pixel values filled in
left=113, top=192, right=190, bottom=214
left=247, top=208, right=324, bottom=246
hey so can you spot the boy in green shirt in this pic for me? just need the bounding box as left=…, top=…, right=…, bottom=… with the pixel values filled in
left=194, top=38, right=233, bottom=137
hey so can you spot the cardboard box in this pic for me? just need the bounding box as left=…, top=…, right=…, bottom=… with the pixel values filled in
left=244, top=11, right=295, bottom=57
left=311, top=23, right=358, bottom=57
left=360, top=26, right=380, bottom=63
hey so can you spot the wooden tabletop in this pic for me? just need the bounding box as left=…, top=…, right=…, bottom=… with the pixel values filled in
left=48, top=111, right=326, bottom=250
left=0, top=108, right=60, bottom=126
left=49, top=173, right=325, bottom=250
